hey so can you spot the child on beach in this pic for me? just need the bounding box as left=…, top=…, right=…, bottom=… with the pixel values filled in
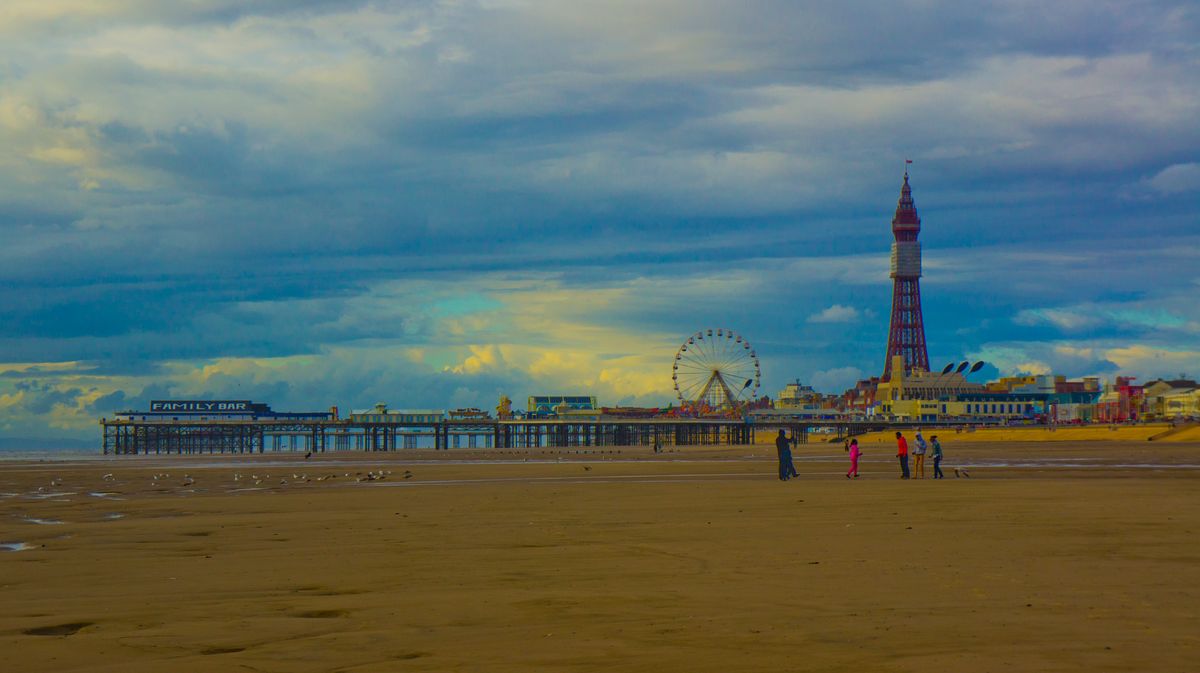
left=931, top=435, right=944, bottom=479
left=846, top=438, right=861, bottom=479
left=913, top=431, right=927, bottom=479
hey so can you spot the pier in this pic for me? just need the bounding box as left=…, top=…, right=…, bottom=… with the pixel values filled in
left=99, top=418, right=756, bottom=455
left=99, top=416, right=982, bottom=455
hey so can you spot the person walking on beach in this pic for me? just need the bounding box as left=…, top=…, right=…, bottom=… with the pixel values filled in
left=846, top=438, right=861, bottom=479
left=913, top=430, right=927, bottom=479
left=895, top=431, right=910, bottom=479
left=776, top=429, right=798, bottom=481
left=931, top=435, right=944, bottom=479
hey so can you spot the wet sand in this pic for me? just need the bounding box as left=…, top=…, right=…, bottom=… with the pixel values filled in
left=3, top=441, right=1199, bottom=672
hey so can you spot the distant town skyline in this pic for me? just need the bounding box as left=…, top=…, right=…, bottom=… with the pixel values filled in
left=1, top=2, right=1198, bottom=441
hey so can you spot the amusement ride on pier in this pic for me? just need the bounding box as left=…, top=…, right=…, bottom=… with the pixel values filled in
left=672, top=328, right=760, bottom=413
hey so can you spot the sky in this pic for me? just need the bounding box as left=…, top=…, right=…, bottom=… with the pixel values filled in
left=1, top=1, right=1198, bottom=443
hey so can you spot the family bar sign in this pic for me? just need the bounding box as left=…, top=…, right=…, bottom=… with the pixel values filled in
left=150, top=400, right=253, bottom=413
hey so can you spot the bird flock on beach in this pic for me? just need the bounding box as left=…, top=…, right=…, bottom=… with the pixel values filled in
left=12, top=466, right=421, bottom=499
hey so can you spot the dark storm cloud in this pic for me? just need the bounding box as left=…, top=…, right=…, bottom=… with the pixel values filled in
left=86, top=389, right=128, bottom=414
left=14, top=380, right=85, bottom=415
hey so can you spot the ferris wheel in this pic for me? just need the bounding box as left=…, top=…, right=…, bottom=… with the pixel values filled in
left=672, top=328, right=761, bottom=410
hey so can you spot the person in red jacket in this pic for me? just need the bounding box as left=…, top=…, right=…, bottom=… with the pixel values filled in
left=895, top=431, right=910, bottom=479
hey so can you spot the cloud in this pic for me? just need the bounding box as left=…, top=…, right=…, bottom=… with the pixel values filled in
left=1141, top=162, right=1200, bottom=196
left=1011, top=361, right=1053, bottom=376
left=808, top=305, right=861, bottom=324
left=808, top=366, right=865, bottom=393
left=1104, top=344, right=1200, bottom=377
left=1014, top=308, right=1101, bottom=331
left=447, top=345, right=504, bottom=375
left=967, top=340, right=1200, bottom=381
left=1014, top=302, right=1194, bottom=334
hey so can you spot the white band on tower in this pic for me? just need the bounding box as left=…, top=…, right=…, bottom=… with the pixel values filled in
left=890, top=241, right=922, bottom=278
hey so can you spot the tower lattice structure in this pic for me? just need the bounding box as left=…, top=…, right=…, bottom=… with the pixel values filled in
left=882, top=169, right=929, bottom=381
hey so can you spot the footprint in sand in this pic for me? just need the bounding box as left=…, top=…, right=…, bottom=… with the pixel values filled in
left=201, top=646, right=246, bottom=655
left=295, top=609, right=349, bottom=619
left=24, top=622, right=93, bottom=637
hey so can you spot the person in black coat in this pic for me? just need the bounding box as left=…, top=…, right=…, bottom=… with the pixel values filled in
left=776, top=429, right=798, bottom=481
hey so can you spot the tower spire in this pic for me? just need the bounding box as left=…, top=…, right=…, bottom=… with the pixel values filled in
left=882, top=168, right=929, bottom=381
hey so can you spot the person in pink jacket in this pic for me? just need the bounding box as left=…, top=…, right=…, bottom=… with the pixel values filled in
left=845, top=438, right=862, bottom=479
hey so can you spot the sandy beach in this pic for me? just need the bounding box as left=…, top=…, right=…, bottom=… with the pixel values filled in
left=3, top=441, right=1199, bottom=672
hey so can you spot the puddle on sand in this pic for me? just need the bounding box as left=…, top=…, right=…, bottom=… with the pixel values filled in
left=103, top=513, right=126, bottom=520
left=1, top=542, right=33, bottom=552
left=88, top=492, right=125, bottom=500
left=21, top=517, right=66, bottom=525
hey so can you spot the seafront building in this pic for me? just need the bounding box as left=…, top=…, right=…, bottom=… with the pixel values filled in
left=348, top=404, right=445, bottom=424
left=1143, top=379, right=1200, bottom=420
left=527, top=395, right=598, bottom=417
left=841, top=377, right=880, bottom=414
left=871, top=360, right=1108, bottom=422
left=776, top=380, right=818, bottom=407
left=1094, top=377, right=1144, bottom=423
left=986, top=375, right=1101, bottom=395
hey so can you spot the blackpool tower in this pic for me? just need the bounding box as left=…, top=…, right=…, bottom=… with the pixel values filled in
left=882, top=167, right=930, bottom=380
